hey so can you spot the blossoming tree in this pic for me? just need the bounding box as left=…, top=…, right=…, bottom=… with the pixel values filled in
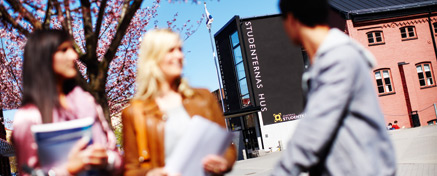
left=0, top=0, right=205, bottom=126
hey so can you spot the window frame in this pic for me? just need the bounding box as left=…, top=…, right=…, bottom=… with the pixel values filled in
left=415, top=62, right=435, bottom=88
left=374, top=69, right=395, bottom=96
left=366, top=30, right=385, bottom=45
left=230, top=31, right=251, bottom=108
left=400, top=26, right=417, bottom=40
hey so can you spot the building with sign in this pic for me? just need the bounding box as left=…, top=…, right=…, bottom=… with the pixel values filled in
left=214, top=15, right=307, bottom=159
left=215, top=0, right=437, bottom=160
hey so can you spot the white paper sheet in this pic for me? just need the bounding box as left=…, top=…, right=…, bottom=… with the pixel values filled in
left=165, top=115, right=233, bottom=176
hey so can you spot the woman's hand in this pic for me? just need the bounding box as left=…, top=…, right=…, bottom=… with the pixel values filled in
left=146, top=168, right=180, bottom=176
left=66, top=137, right=109, bottom=175
left=202, top=155, right=229, bottom=175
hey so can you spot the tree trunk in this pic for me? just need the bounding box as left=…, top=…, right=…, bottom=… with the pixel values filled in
left=84, top=62, right=112, bottom=127
left=0, top=110, right=12, bottom=176
left=93, top=87, right=111, bottom=127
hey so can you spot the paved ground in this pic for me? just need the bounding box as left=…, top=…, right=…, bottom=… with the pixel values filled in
left=391, top=125, right=437, bottom=176
left=227, top=125, right=437, bottom=176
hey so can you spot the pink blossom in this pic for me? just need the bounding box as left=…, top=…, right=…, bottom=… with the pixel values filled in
left=1, top=0, right=215, bottom=129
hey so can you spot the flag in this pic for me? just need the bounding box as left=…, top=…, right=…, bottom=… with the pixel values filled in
left=204, top=2, right=214, bottom=29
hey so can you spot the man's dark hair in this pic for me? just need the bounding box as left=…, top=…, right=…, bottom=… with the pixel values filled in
left=279, top=0, right=329, bottom=27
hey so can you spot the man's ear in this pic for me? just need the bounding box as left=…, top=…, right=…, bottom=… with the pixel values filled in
left=284, top=13, right=294, bottom=25
left=287, top=13, right=300, bottom=28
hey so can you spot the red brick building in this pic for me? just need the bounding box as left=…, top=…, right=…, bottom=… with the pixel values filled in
left=330, top=0, right=437, bottom=128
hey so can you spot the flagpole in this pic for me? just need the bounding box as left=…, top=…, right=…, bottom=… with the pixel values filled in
left=205, top=2, right=228, bottom=130
left=208, top=27, right=226, bottom=113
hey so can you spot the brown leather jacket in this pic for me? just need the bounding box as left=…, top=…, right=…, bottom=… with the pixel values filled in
left=122, top=88, right=236, bottom=176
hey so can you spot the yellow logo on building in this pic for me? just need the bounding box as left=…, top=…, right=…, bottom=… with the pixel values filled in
left=273, top=113, right=282, bottom=122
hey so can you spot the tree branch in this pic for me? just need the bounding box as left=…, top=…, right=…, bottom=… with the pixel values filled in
left=0, top=38, right=22, bottom=94
left=53, top=1, right=67, bottom=29
left=112, top=99, right=131, bottom=107
left=109, top=81, right=135, bottom=102
left=120, top=0, right=130, bottom=24
left=107, top=41, right=130, bottom=93
left=80, top=0, right=97, bottom=69
left=42, top=0, right=53, bottom=29
left=101, top=0, right=143, bottom=73
left=63, top=0, right=73, bottom=36
left=70, top=7, right=81, bottom=13
left=98, top=23, right=111, bottom=39
left=94, top=0, right=107, bottom=46
left=51, top=1, right=83, bottom=58
left=5, top=0, right=42, bottom=29
left=22, top=1, right=42, bottom=10
left=54, top=1, right=85, bottom=60
left=0, top=5, right=30, bottom=36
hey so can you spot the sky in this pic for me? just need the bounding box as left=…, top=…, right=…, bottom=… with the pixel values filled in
left=2, top=0, right=281, bottom=127
left=2, top=110, right=14, bottom=130
left=150, top=0, right=281, bottom=91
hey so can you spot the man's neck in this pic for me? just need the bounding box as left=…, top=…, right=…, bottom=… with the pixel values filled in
left=300, top=25, right=330, bottom=64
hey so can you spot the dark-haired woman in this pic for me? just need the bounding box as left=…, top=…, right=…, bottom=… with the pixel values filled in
left=12, top=30, right=122, bottom=175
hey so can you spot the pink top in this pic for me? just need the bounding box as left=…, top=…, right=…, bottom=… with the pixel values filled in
left=12, top=87, right=122, bottom=175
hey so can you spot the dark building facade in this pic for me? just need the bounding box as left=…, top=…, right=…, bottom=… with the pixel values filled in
left=215, top=15, right=306, bottom=159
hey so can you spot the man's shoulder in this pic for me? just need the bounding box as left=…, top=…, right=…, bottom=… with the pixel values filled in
left=319, top=29, right=376, bottom=68
left=324, top=35, right=361, bottom=55
left=318, top=40, right=369, bottom=68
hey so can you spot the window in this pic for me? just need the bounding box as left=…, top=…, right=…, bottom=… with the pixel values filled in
left=400, top=26, right=417, bottom=40
left=416, top=63, right=435, bottom=87
left=230, top=31, right=251, bottom=108
left=374, top=69, right=394, bottom=94
left=367, top=31, right=384, bottom=45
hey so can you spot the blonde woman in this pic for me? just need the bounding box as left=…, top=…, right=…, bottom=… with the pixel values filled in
left=122, top=29, right=236, bottom=176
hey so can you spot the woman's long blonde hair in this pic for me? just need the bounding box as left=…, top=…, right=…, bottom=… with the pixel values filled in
left=134, top=29, right=193, bottom=101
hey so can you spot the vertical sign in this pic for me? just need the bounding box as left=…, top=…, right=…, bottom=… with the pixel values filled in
left=240, top=16, right=305, bottom=125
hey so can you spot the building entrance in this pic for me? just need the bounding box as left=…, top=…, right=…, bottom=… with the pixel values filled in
left=242, top=127, right=259, bottom=158
left=228, top=113, right=260, bottom=159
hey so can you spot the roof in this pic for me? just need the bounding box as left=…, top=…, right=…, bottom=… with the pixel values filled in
left=330, top=0, right=437, bottom=20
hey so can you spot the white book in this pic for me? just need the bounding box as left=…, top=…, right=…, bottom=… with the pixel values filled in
left=31, top=117, right=94, bottom=173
